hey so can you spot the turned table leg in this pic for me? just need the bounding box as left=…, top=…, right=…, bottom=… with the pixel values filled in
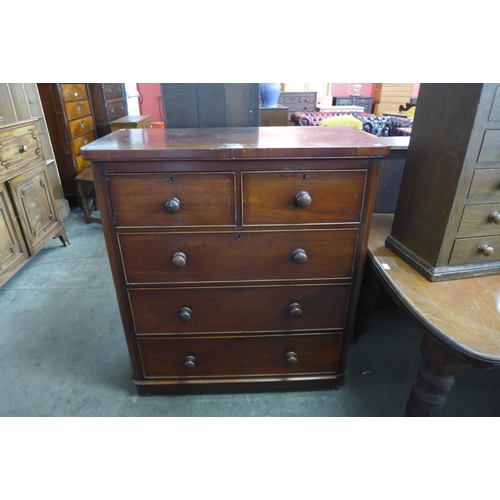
left=405, top=334, right=470, bottom=417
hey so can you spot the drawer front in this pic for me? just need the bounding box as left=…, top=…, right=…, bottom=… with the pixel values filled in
left=105, top=99, right=127, bottom=120
left=478, top=130, right=500, bottom=162
left=242, top=170, right=366, bottom=226
left=61, top=83, right=88, bottom=103
left=119, top=229, right=358, bottom=284
left=71, top=132, right=95, bottom=158
left=129, top=284, right=350, bottom=335
left=138, top=333, right=341, bottom=378
left=468, top=168, right=500, bottom=200
left=0, top=123, right=43, bottom=177
left=75, top=154, right=90, bottom=173
left=64, top=100, right=91, bottom=121
left=109, top=173, right=236, bottom=227
left=458, top=204, right=500, bottom=237
left=450, top=235, right=500, bottom=265
left=103, top=83, right=125, bottom=101
left=68, top=116, right=94, bottom=139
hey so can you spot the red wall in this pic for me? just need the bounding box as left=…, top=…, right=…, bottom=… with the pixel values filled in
left=137, top=83, right=421, bottom=123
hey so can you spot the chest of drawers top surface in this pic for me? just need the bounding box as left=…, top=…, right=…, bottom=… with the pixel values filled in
left=81, top=126, right=389, bottom=162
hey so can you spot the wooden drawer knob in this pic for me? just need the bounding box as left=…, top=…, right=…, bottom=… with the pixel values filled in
left=19, top=145, right=28, bottom=153
left=292, top=248, right=308, bottom=264
left=172, top=252, right=187, bottom=268
left=165, top=197, right=180, bottom=214
left=184, top=355, right=196, bottom=370
left=295, top=191, right=312, bottom=208
left=289, top=303, right=303, bottom=317
left=286, top=351, right=298, bottom=366
left=179, top=307, right=192, bottom=322
left=479, top=244, right=494, bottom=257
left=489, top=211, right=500, bottom=225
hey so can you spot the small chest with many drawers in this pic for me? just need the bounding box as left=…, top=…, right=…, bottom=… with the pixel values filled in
left=81, top=126, right=388, bottom=394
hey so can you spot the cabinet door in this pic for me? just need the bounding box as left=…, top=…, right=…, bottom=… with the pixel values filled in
left=0, top=183, right=29, bottom=286
left=8, top=163, right=60, bottom=255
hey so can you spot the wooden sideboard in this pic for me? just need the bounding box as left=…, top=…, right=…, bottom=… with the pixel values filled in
left=0, top=119, right=69, bottom=287
left=81, top=126, right=389, bottom=395
left=386, top=83, right=500, bottom=281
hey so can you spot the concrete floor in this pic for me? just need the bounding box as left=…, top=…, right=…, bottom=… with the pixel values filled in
left=1, top=207, right=500, bottom=417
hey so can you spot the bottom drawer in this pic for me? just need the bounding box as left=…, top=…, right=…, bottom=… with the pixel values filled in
left=138, top=333, right=341, bottom=379
left=449, top=235, right=500, bottom=265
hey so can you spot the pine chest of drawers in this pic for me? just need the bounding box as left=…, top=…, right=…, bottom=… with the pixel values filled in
left=81, top=126, right=388, bottom=395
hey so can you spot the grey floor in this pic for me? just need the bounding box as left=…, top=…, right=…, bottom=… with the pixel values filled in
left=2, top=207, right=500, bottom=417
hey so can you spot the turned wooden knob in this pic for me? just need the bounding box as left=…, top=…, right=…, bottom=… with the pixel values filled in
left=295, top=191, right=312, bottom=208
left=184, top=355, right=196, bottom=370
left=172, top=252, right=187, bottom=268
left=19, top=145, right=28, bottom=153
left=489, top=211, right=500, bottom=225
left=289, top=303, right=303, bottom=317
left=292, top=248, right=308, bottom=264
left=286, top=351, right=298, bottom=366
left=479, top=244, right=494, bottom=257
left=179, top=307, right=192, bottom=322
left=165, top=197, right=180, bottom=214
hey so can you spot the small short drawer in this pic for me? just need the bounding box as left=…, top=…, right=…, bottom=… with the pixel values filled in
left=109, top=172, right=236, bottom=228
left=0, top=123, right=43, bottom=177
left=61, top=84, right=88, bottom=103
left=138, top=333, right=341, bottom=378
left=468, top=168, right=500, bottom=201
left=68, top=116, right=94, bottom=139
left=449, top=235, right=500, bottom=265
left=129, top=284, right=350, bottom=335
left=458, top=204, right=500, bottom=237
left=242, top=170, right=366, bottom=226
left=75, top=154, right=90, bottom=173
left=105, top=99, right=127, bottom=120
left=103, top=83, right=125, bottom=101
left=118, top=229, right=357, bottom=284
left=71, top=132, right=95, bottom=157
left=64, top=100, right=92, bottom=121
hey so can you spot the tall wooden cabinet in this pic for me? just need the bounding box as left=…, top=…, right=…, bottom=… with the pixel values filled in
left=0, top=119, right=69, bottom=287
left=37, top=84, right=97, bottom=205
left=386, top=83, right=500, bottom=281
left=81, top=126, right=388, bottom=395
left=373, top=84, right=413, bottom=115
left=88, top=84, right=128, bottom=138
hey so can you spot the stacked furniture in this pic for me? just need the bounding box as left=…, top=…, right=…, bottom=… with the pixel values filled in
left=37, top=84, right=97, bottom=205
left=278, top=91, right=317, bottom=124
left=386, top=83, right=500, bottom=281
left=81, top=126, right=389, bottom=395
left=0, top=118, right=69, bottom=287
left=88, top=84, right=128, bottom=138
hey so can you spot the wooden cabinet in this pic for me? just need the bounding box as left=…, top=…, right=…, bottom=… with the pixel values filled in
left=277, top=92, right=317, bottom=124
left=37, top=84, right=97, bottom=204
left=81, top=126, right=388, bottom=395
left=110, top=115, right=150, bottom=132
left=373, top=84, right=413, bottom=115
left=89, top=84, right=128, bottom=137
left=332, top=96, right=373, bottom=113
left=0, top=119, right=69, bottom=287
left=386, top=83, right=500, bottom=281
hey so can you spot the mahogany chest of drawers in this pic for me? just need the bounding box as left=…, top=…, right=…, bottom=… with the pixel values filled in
left=386, top=84, right=500, bottom=281
left=89, top=84, right=128, bottom=137
left=81, top=126, right=388, bottom=394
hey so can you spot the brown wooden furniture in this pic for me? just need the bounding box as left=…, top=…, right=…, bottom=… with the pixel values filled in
left=0, top=119, right=69, bottom=287
left=88, top=84, right=128, bottom=138
left=373, top=84, right=413, bottom=116
left=37, top=83, right=97, bottom=205
left=332, top=96, right=373, bottom=113
left=278, top=91, right=317, bottom=124
left=386, top=84, right=500, bottom=281
left=259, top=106, right=289, bottom=126
left=81, top=126, right=389, bottom=395
left=110, top=115, right=151, bottom=132
left=365, top=213, right=500, bottom=416
left=75, top=167, right=100, bottom=224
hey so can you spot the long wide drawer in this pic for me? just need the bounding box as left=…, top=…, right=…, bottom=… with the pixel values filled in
left=129, top=284, right=350, bottom=335
left=118, top=228, right=358, bottom=284
left=138, top=333, right=341, bottom=378
left=242, top=170, right=366, bottom=226
left=109, top=173, right=236, bottom=227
